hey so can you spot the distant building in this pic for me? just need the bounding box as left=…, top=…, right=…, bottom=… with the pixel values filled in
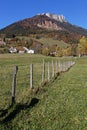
left=23, top=47, right=34, bottom=54
left=27, top=49, right=34, bottom=54
left=16, top=47, right=25, bottom=54
left=0, top=40, right=6, bottom=46
left=8, top=47, right=17, bottom=53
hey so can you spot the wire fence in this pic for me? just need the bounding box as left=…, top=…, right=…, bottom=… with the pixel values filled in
left=0, top=59, right=75, bottom=108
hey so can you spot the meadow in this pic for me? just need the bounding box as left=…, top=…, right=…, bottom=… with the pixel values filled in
left=35, top=37, right=69, bottom=48
left=0, top=54, right=87, bottom=130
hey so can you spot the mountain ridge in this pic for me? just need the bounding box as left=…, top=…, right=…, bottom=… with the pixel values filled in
left=37, top=13, right=67, bottom=23
left=0, top=13, right=87, bottom=38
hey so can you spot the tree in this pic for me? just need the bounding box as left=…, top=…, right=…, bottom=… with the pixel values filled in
left=24, top=39, right=33, bottom=48
left=42, top=47, right=50, bottom=56
left=77, top=36, right=87, bottom=56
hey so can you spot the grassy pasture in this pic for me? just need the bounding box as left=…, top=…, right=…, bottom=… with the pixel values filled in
left=35, top=37, right=69, bottom=48
left=0, top=54, right=87, bottom=130
left=0, top=54, right=59, bottom=108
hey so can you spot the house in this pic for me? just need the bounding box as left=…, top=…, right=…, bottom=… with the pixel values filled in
left=18, top=50, right=25, bottom=54
left=0, top=40, right=6, bottom=46
left=23, top=47, right=34, bottom=54
left=8, top=47, right=17, bottom=53
left=27, top=49, right=34, bottom=54
left=16, top=47, right=25, bottom=54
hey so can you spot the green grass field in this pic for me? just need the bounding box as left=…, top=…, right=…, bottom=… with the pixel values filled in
left=35, top=37, right=69, bottom=48
left=0, top=54, right=87, bottom=130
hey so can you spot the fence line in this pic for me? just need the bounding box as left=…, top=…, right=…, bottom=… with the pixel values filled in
left=0, top=59, right=75, bottom=106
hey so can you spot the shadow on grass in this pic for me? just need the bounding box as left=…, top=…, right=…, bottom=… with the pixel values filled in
left=0, top=109, right=8, bottom=118
left=0, top=98, right=39, bottom=124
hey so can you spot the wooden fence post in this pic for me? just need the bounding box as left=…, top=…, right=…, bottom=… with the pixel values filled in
left=60, top=61, right=63, bottom=72
left=55, top=60, right=58, bottom=74
left=52, top=60, right=54, bottom=77
left=64, top=62, right=67, bottom=71
left=48, top=62, right=50, bottom=81
left=42, top=59, right=45, bottom=82
left=12, top=65, right=18, bottom=105
left=58, top=61, right=61, bottom=72
left=62, top=62, right=64, bottom=72
left=30, top=64, right=33, bottom=89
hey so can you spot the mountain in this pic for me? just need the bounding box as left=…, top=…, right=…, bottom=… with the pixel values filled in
left=38, top=13, right=67, bottom=22
left=0, top=13, right=87, bottom=41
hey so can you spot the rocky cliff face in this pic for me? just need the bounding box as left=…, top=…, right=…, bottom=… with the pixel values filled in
left=36, top=13, right=67, bottom=30
left=37, top=20, right=62, bottom=30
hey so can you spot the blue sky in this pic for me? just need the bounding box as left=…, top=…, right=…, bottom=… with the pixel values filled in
left=0, top=0, right=87, bottom=29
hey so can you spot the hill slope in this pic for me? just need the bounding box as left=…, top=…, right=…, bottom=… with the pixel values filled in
left=0, top=13, right=87, bottom=38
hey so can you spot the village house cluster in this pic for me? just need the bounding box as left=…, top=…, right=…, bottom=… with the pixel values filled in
left=8, top=46, right=34, bottom=54
left=0, top=37, right=35, bottom=54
